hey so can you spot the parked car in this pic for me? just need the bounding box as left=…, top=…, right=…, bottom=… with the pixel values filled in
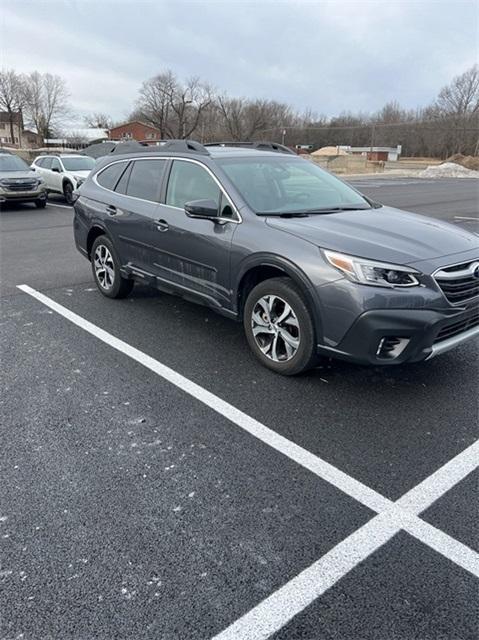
left=31, top=154, right=95, bottom=204
left=0, top=150, right=47, bottom=209
left=73, top=140, right=479, bottom=375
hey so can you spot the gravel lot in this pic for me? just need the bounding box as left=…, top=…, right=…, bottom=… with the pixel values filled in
left=0, top=177, right=478, bottom=640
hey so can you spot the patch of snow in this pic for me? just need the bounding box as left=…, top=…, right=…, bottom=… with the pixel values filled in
left=419, top=162, right=479, bottom=179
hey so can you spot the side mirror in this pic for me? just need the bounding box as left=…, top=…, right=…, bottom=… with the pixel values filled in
left=184, top=199, right=219, bottom=219
left=52, top=166, right=61, bottom=173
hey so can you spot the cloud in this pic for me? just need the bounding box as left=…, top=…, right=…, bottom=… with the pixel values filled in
left=1, top=0, right=477, bottom=121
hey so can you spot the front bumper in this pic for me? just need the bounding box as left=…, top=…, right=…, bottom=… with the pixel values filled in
left=317, top=305, right=479, bottom=365
left=0, top=188, right=47, bottom=203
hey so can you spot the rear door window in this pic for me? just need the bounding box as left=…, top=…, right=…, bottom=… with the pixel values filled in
left=96, top=162, right=129, bottom=191
left=125, top=159, right=166, bottom=202
left=51, top=158, right=62, bottom=172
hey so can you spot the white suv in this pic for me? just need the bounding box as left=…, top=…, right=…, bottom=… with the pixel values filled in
left=31, top=154, right=96, bottom=204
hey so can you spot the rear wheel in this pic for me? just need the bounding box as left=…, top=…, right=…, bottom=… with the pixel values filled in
left=243, top=277, right=318, bottom=375
left=91, top=235, right=134, bottom=299
left=63, top=182, right=74, bottom=205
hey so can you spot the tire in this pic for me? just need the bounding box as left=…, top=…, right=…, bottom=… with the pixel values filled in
left=35, top=199, right=47, bottom=209
left=63, top=182, right=74, bottom=205
left=91, top=235, right=134, bottom=299
left=243, top=277, right=318, bottom=375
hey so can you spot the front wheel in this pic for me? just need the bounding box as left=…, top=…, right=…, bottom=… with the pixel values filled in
left=243, top=277, right=318, bottom=375
left=91, top=235, right=134, bottom=299
left=35, top=199, right=47, bottom=208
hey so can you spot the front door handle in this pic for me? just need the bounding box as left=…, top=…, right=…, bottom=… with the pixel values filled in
left=156, top=219, right=169, bottom=232
left=106, top=205, right=117, bottom=216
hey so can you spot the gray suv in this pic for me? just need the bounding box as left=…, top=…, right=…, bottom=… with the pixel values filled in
left=73, top=140, right=479, bottom=375
left=0, top=150, right=47, bottom=208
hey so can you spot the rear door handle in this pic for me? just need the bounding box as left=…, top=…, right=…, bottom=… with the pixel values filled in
left=156, top=219, right=169, bottom=232
left=106, top=205, right=117, bottom=216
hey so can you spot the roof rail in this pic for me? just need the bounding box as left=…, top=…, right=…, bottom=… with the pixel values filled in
left=156, top=139, right=210, bottom=155
left=204, top=141, right=295, bottom=155
left=110, top=139, right=210, bottom=156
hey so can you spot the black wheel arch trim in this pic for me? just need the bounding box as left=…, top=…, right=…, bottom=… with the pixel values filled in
left=86, top=222, right=111, bottom=258
left=234, top=253, right=324, bottom=338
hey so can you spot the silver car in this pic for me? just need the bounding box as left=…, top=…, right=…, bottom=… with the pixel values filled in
left=0, top=151, right=47, bottom=209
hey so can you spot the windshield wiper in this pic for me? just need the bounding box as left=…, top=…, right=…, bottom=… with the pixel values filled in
left=256, top=205, right=371, bottom=217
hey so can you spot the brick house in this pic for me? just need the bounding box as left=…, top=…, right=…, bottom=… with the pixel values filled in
left=0, top=112, right=43, bottom=148
left=108, top=120, right=162, bottom=142
left=0, top=111, right=23, bottom=147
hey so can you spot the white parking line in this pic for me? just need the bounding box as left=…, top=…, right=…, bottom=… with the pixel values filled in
left=17, top=284, right=479, bottom=639
left=454, top=216, right=478, bottom=222
left=48, top=202, right=71, bottom=209
left=211, top=512, right=400, bottom=640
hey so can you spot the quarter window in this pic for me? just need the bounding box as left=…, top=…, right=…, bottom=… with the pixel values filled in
left=125, top=159, right=166, bottom=202
left=96, top=161, right=129, bottom=190
left=166, top=161, right=221, bottom=211
left=114, top=162, right=132, bottom=195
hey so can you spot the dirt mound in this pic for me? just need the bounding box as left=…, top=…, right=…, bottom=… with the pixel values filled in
left=446, top=154, right=479, bottom=171
left=419, top=162, right=479, bottom=178
left=312, top=146, right=348, bottom=156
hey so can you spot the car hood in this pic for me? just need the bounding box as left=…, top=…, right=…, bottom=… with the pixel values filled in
left=0, top=171, right=38, bottom=180
left=265, top=206, right=479, bottom=267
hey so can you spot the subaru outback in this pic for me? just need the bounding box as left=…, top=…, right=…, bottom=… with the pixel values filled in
left=0, top=150, right=47, bottom=209
left=73, top=140, right=479, bottom=375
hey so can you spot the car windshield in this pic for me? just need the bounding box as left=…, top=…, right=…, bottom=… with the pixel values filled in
left=0, top=154, right=30, bottom=172
left=61, top=156, right=95, bottom=171
left=217, top=155, right=371, bottom=214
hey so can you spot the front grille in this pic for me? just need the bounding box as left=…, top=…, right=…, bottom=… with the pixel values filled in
left=434, top=260, right=479, bottom=304
left=434, top=311, right=479, bottom=343
left=3, top=180, right=38, bottom=192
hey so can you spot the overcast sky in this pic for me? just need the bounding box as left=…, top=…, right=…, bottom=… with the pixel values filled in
left=1, top=0, right=477, bottom=123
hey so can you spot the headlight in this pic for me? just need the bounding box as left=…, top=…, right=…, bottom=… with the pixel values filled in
left=324, top=250, right=420, bottom=288
left=36, top=177, right=44, bottom=185
left=74, top=176, right=84, bottom=187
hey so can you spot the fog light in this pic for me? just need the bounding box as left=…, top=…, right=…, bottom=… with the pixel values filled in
left=376, top=336, right=410, bottom=359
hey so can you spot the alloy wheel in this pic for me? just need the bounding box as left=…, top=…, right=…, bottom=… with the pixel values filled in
left=251, top=295, right=300, bottom=362
left=94, top=244, right=115, bottom=290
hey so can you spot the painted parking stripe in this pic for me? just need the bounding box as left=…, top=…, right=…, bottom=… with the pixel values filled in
left=16, top=284, right=392, bottom=514
left=17, top=284, right=479, bottom=639
left=396, top=439, right=479, bottom=514
left=213, top=510, right=478, bottom=640
left=211, top=512, right=400, bottom=640
left=48, top=203, right=71, bottom=209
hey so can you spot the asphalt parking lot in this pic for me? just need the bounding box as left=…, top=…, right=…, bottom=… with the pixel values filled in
left=1, top=177, right=478, bottom=640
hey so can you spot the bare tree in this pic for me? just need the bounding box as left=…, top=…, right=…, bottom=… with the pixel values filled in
left=83, top=112, right=113, bottom=129
left=136, top=70, right=177, bottom=137
left=432, top=65, right=479, bottom=155
left=436, top=65, right=479, bottom=116
left=23, top=72, right=70, bottom=139
left=0, top=69, right=26, bottom=145
left=136, top=71, right=213, bottom=139
left=133, top=65, right=478, bottom=157
left=170, top=76, right=213, bottom=139
left=217, top=96, right=294, bottom=141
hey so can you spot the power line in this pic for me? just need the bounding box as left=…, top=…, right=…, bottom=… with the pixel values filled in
left=258, top=116, right=479, bottom=133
